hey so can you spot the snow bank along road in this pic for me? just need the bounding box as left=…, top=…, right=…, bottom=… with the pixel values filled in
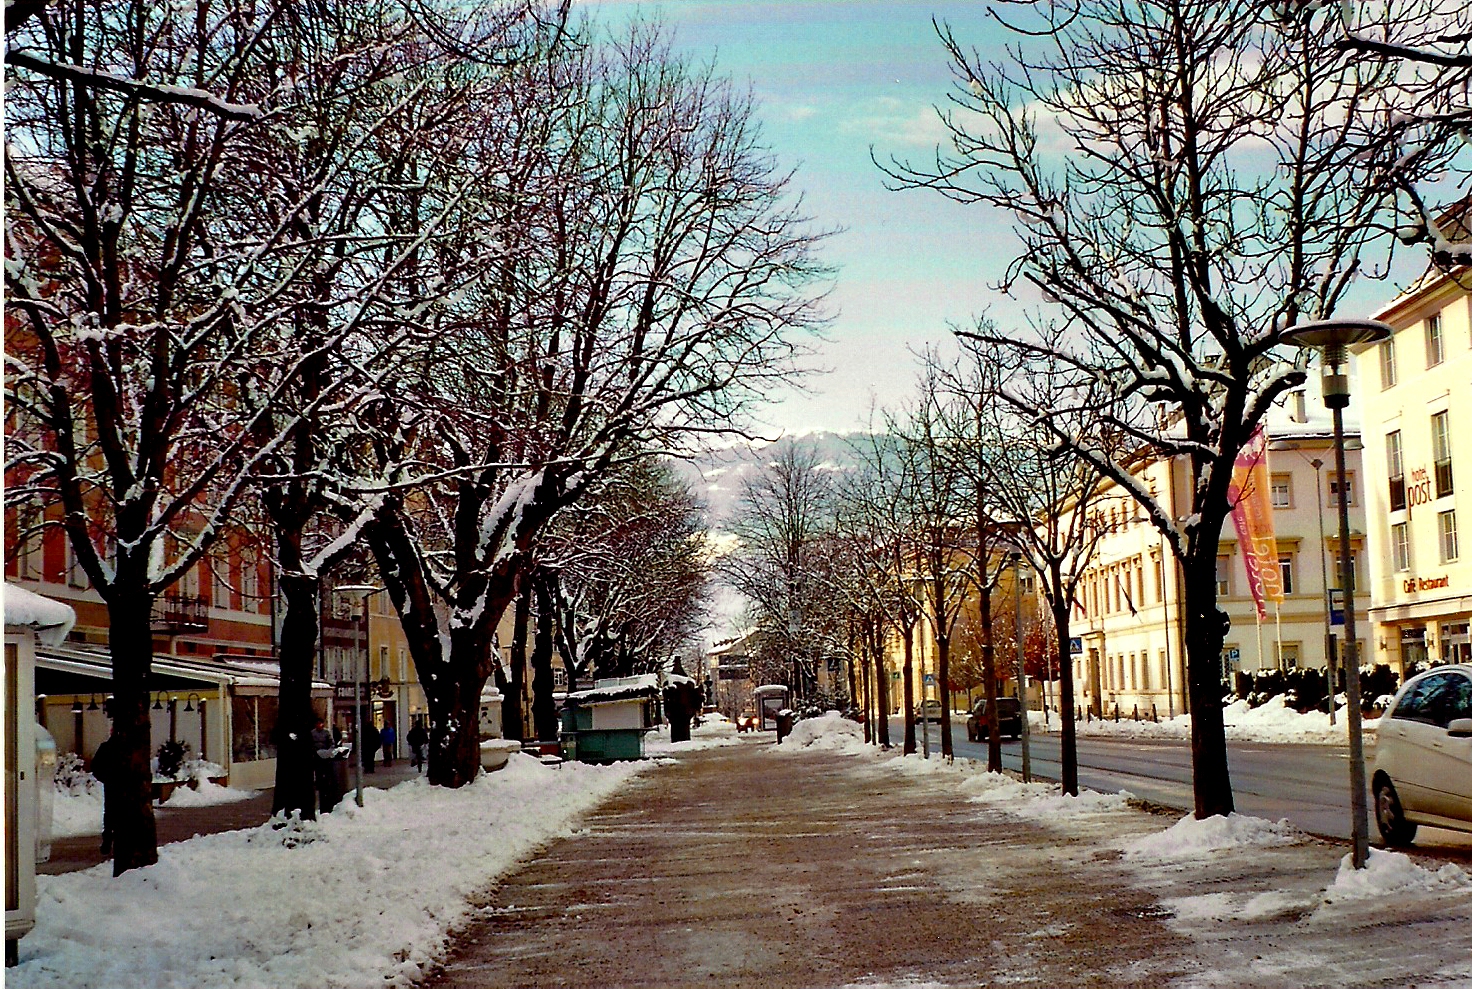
left=425, top=730, right=1472, bottom=989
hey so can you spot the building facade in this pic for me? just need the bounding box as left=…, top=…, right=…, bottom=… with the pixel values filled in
left=1069, top=381, right=1369, bottom=719
left=1358, top=272, right=1472, bottom=674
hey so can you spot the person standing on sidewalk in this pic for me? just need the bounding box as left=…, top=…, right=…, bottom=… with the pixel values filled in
left=362, top=718, right=380, bottom=773
left=379, top=722, right=396, bottom=768
left=407, top=720, right=428, bottom=771
left=90, top=735, right=119, bottom=856
left=312, top=718, right=341, bottom=813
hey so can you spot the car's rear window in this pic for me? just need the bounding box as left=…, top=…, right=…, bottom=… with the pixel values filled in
left=995, top=699, right=1021, bottom=714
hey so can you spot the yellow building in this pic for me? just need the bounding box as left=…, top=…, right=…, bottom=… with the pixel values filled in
left=1357, top=272, right=1472, bottom=672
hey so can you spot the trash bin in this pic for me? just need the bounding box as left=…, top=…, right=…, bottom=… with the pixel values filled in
left=775, top=709, right=795, bottom=744
left=34, top=726, right=56, bottom=864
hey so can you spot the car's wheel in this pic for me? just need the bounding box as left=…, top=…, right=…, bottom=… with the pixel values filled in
left=1375, top=778, right=1418, bottom=846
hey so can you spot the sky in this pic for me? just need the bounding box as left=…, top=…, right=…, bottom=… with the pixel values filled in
left=586, top=1, right=1025, bottom=435
left=583, top=1, right=1436, bottom=437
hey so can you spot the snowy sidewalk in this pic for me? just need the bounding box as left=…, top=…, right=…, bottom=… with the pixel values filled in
left=428, top=722, right=1472, bottom=989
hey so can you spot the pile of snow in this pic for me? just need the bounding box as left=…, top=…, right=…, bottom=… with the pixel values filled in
left=50, top=788, right=104, bottom=838
left=774, top=711, right=866, bottom=753
left=1122, top=812, right=1304, bottom=861
left=952, top=766, right=1131, bottom=821
left=12, top=754, right=647, bottom=989
left=1032, top=696, right=1379, bottom=745
left=644, top=717, right=744, bottom=755
left=3, top=584, right=76, bottom=644
left=160, top=778, right=254, bottom=808
left=1324, top=848, right=1472, bottom=903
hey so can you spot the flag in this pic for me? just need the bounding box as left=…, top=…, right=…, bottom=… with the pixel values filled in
left=1227, top=427, right=1283, bottom=620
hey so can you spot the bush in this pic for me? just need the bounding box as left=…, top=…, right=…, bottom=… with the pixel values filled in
left=155, top=739, right=191, bottom=780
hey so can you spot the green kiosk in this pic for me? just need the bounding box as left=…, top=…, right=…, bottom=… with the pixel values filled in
left=561, top=675, right=661, bottom=763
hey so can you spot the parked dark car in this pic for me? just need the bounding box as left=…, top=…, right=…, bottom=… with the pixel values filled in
left=966, top=697, right=1023, bottom=742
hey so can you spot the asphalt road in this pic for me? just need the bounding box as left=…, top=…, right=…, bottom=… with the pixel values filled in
left=895, top=715, right=1472, bottom=859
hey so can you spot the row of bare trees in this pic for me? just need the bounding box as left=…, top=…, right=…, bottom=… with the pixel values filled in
left=721, top=342, right=1116, bottom=789
left=6, top=0, right=825, bottom=873
left=880, top=0, right=1467, bottom=817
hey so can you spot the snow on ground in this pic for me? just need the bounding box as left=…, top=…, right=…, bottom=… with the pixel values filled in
left=10, top=754, right=648, bottom=989
left=1027, top=695, right=1379, bottom=745
left=769, top=710, right=867, bottom=753
left=49, top=787, right=103, bottom=838
left=1325, top=847, right=1472, bottom=902
left=1121, top=812, right=1305, bottom=861
left=643, top=714, right=747, bottom=756
left=159, top=778, right=256, bottom=808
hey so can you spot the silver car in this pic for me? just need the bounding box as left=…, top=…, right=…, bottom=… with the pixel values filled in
left=1371, top=663, right=1472, bottom=846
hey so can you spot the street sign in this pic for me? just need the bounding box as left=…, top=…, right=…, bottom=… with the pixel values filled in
left=923, top=673, right=935, bottom=685
left=1069, top=636, right=1083, bottom=654
left=1224, top=648, right=1241, bottom=663
left=1329, top=588, right=1345, bottom=627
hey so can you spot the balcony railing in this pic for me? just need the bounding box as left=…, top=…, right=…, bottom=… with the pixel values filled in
left=151, top=593, right=209, bottom=634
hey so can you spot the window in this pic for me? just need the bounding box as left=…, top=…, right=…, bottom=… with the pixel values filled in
left=1278, top=554, right=1295, bottom=595
left=1333, top=550, right=1361, bottom=588
left=1328, top=471, right=1355, bottom=507
left=378, top=645, right=389, bottom=680
left=1426, top=312, right=1444, bottom=367
left=1392, top=522, right=1411, bottom=572
left=1387, top=430, right=1406, bottom=511
left=1154, top=556, right=1165, bottom=602
left=1440, top=510, right=1459, bottom=563
left=1216, top=554, right=1232, bottom=596
left=1432, top=411, right=1453, bottom=497
left=1270, top=474, right=1292, bottom=509
left=398, top=647, right=408, bottom=682
left=1278, top=643, right=1300, bottom=669
left=1380, top=338, right=1397, bottom=389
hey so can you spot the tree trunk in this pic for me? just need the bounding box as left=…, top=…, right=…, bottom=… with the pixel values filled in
left=530, top=572, right=559, bottom=742
left=106, top=580, right=158, bottom=875
left=1182, top=549, right=1234, bottom=817
left=1051, top=591, right=1079, bottom=796
left=859, top=649, right=873, bottom=743
left=871, top=623, right=891, bottom=747
left=505, top=585, right=530, bottom=741
left=272, top=563, right=321, bottom=820
left=901, top=622, right=916, bottom=755
left=936, top=631, right=953, bottom=759
left=978, top=582, right=1001, bottom=772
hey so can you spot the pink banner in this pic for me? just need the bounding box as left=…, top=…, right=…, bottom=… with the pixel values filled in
left=1227, top=427, right=1283, bottom=620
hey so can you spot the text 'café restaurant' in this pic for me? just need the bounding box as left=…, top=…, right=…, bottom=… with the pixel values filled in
left=1356, top=269, right=1472, bottom=673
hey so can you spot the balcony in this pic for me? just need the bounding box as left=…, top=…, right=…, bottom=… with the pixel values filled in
left=152, top=593, right=209, bottom=634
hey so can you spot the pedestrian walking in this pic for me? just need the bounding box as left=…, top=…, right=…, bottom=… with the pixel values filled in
left=362, top=718, right=381, bottom=773
left=407, top=720, right=428, bottom=771
left=312, top=718, right=341, bottom=813
left=379, top=722, right=396, bottom=768
left=90, top=735, right=119, bottom=856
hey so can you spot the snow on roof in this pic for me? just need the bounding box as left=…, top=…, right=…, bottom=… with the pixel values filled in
left=752, top=684, right=789, bottom=698
left=566, top=674, right=660, bottom=705
left=4, top=583, right=76, bottom=645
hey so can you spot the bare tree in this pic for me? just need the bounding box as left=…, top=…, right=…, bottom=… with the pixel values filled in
left=358, top=21, right=827, bottom=786
left=4, top=0, right=407, bottom=871
left=884, top=0, right=1421, bottom=816
left=960, top=340, right=1113, bottom=795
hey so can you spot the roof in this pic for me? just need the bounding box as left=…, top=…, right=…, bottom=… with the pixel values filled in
left=566, top=674, right=661, bottom=705
left=35, top=643, right=331, bottom=694
left=4, top=583, right=76, bottom=645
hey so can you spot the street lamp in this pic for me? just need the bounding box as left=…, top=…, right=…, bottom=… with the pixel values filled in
left=1280, top=317, right=1391, bottom=870
left=1011, top=551, right=1032, bottom=783
left=333, top=583, right=385, bottom=809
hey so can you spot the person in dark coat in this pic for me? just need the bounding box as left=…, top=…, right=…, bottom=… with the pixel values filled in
left=362, top=718, right=381, bottom=772
left=90, top=736, right=119, bottom=856
left=407, top=720, right=428, bottom=770
left=379, top=722, right=396, bottom=767
left=312, top=718, right=341, bottom=813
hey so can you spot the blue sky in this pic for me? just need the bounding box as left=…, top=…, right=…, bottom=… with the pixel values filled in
left=587, top=1, right=1026, bottom=434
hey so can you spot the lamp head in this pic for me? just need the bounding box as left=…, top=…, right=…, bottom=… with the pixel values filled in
left=1280, top=319, right=1392, bottom=411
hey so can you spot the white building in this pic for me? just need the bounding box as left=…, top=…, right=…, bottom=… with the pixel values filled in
left=1356, top=271, right=1472, bottom=673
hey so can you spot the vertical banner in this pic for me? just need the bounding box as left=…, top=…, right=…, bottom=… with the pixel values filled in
left=1227, top=427, right=1283, bottom=620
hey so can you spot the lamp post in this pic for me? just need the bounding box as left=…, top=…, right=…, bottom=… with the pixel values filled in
left=1280, top=317, right=1390, bottom=870
left=1011, top=551, right=1032, bottom=783
left=333, top=584, right=384, bottom=809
